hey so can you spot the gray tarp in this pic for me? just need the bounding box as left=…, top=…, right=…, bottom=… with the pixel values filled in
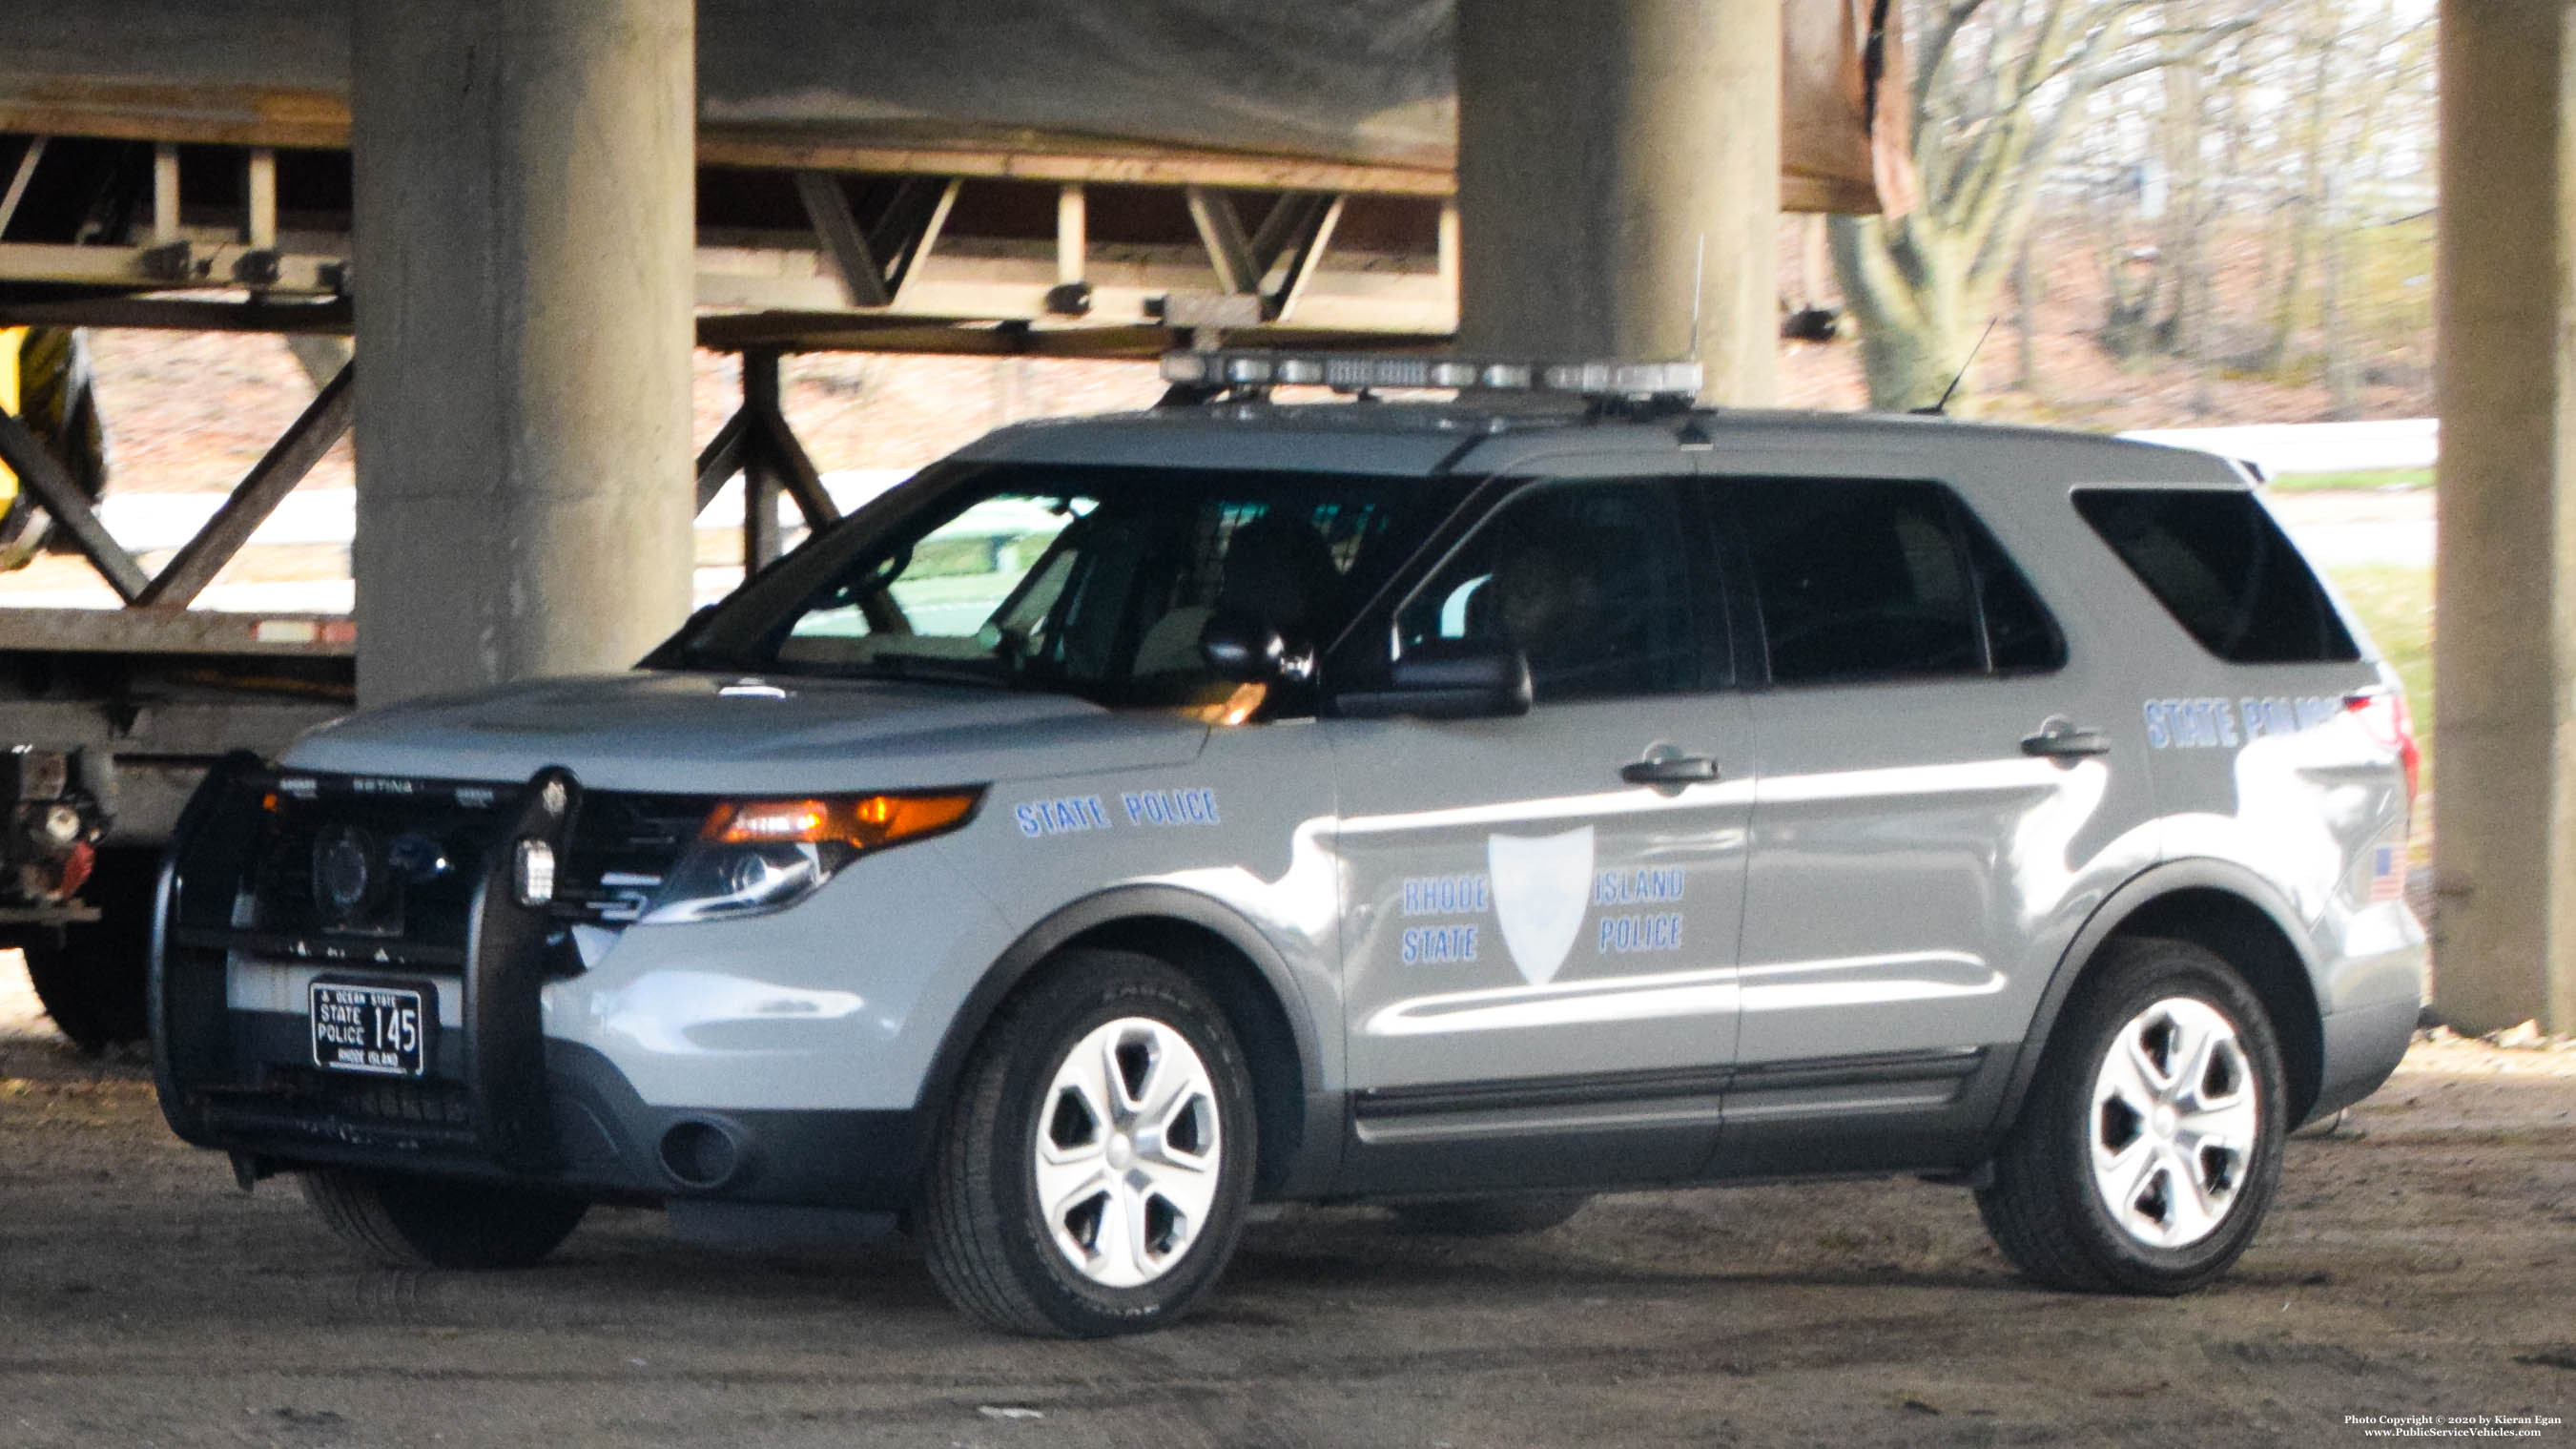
left=0, top=0, right=1906, bottom=209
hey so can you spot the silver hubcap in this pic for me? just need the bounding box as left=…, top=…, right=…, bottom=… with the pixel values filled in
left=2089, top=996, right=2260, bottom=1249
left=1033, top=1017, right=1223, bottom=1289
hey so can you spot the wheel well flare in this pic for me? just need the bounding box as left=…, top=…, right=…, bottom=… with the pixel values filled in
left=1058, top=918, right=1308, bottom=1195
left=2101, top=889, right=2323, bottom=1125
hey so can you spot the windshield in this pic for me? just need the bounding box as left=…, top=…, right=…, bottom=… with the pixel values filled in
left=659, top=463, right=1463, bottom=710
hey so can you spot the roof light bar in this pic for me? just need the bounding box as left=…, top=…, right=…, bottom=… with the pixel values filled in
left=1160, top=350, right=1701, bottom=402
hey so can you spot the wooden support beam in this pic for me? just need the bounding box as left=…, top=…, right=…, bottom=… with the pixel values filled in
left=1247, top=193, right=1328, bottom=279
left=152, top=143, right=180, bottom=243
left=793, top=171, right=890, bottom=308
left=1057, top=184, right=1087, bottom=285
left=244, top=148, right=277, bottom=248
left=1185, top=186, right=1259, bottom=296
left=692, top=407, right=752, bottom=515
left=0, top=406, right=151, bottom=603
left=135, top=362, right=354, bottom=608
left=1274, top=196, right=1347, bottom=323
left=888, top=178, right=960, bottom=305
left=0, top=135, right=45, bottom=240
left=742, top=348, right=835, bottom=528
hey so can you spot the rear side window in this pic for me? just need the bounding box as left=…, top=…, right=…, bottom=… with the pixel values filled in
left=1734, top=478, right=2066, bottom=685
left=2073, top=488, right=2358, bottom=663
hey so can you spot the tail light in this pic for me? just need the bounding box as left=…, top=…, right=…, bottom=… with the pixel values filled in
left=2346, top=687, right=2421, bottom=813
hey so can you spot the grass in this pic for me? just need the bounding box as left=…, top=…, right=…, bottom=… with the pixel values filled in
left=2268, top=467, right=2433, bottom=493
left=2324, top=562, right=2435, bottom=783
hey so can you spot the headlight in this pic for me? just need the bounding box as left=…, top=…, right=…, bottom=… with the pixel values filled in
left=638, top=789, right=982, bottom=925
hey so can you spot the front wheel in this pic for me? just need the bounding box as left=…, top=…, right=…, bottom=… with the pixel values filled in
left=1976, top=936, right=2286, bottom=1294
left=300, top=1170, right=588, bottom=1270
left=920, top=950, right=1257, bottom=1337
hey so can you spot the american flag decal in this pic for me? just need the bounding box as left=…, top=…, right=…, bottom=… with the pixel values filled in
left=2371, top=844, right=2406, bottom=903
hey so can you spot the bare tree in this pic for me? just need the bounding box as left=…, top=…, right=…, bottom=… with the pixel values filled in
left=1829, top=0, right=2248, bottom=409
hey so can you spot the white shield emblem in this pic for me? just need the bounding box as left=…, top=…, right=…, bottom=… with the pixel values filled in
left=1487, top=825, right=1595, bottom=985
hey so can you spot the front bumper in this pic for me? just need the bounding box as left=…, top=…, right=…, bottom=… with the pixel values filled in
left=153, top=756, right=923, bottom=1211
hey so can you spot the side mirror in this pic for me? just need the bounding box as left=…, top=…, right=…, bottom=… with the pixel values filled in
left=1200, top=608, right=1313, bottom=683
left=1332, top=641, right=1533, bottom=720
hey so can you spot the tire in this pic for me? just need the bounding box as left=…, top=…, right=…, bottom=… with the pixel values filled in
left=1390, top=1194, right=1590, bottom=1236
left=1976, top=935, right=2287, bottom=1294
left=19, top=848, right=158, bottom=1053
left=299, top=1169, right=588, bottom=1270
left=919, top=950, right=1258, bottom=1337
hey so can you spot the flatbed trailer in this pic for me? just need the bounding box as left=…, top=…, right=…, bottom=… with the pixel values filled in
left=0, top=605, right=352, bottom=1047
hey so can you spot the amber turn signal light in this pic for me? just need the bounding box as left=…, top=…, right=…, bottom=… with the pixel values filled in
left=701, top=790, right=981, bottom=852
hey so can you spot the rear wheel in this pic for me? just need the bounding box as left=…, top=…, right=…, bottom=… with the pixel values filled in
left=19, top=848, right=157, bottom=1053
left=1976, top=936, right=2286, bottom=1294
left=920, top=950, right=1257, bottom=1337
left=300, top=1170, right=588, bottom=1270
left=1390, top=1194, right=1590, bottom=1236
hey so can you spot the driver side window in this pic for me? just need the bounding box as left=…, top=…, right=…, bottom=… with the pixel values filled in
left=1395, top=478, right=1701, bottom=704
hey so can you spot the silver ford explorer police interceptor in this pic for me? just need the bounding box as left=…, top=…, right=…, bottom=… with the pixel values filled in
left=151, top=352, right=2426, bottom=1338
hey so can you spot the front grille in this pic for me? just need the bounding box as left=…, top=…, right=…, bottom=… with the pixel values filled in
left=559, top=791, right=706, bottom=923
left=244, top=776, right=516, bottom=955
left=235, top=776, right=707, bottom=952
left=265, top=1066, right=474, bottom=1129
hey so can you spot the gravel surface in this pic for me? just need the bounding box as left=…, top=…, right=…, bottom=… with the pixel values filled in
left=3, top=960, right=2569, bottom=1448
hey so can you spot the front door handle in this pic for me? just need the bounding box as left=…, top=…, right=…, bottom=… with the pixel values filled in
left=2022, top=722, right=2112, bottom=758
left=1620, top=755, right=1721, bottom=785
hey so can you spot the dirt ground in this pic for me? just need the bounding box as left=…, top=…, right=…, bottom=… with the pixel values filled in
left=1, top=962, right=2568, bottom=1449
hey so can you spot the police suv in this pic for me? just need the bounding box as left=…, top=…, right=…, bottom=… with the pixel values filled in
left=152, top=353, right=2425, bottom=1337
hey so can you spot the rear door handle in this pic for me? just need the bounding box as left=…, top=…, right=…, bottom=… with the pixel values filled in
left=1620, top=755, right=1721, bottom=785
left=2022, top=723, right=2112, bottom=758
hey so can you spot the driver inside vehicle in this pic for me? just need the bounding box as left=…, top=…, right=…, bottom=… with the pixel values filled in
left=1131, top=510, right=1343, bottom=681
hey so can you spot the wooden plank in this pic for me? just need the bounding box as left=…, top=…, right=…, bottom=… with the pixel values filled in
left=0, top=406, right=151, bottom=602
left=134, top=362, right=353, bottom=609
left=0, top=296, right=350, bottom=334
left=0, top=606, right=354, bottom=655
left=699, top=132, right=1454, bottom=197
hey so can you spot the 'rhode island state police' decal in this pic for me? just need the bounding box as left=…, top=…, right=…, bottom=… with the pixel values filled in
left=1487, top=826, right=1595, bottom=986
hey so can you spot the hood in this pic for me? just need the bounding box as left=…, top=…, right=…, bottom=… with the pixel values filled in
left=283, top=672, right=1209, bottom=794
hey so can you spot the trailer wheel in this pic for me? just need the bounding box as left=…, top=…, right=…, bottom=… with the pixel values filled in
left=18, top=848, right=156, bottom=1053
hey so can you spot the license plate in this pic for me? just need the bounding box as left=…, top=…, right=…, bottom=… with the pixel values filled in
left=308, top=980, right=431, bottom=1078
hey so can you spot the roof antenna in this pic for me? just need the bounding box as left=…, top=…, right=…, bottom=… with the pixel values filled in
left=1687, top=233, right=1706, bottom=362
left=1669, top=234, right=1715, bottom=446
left=1912, top=320, right=1997, bottom=416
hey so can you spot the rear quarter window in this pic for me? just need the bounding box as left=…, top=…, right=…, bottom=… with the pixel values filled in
left=2073, top=487, right=2359, bottom=663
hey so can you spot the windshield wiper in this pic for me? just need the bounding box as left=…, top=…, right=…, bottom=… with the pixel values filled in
left=834, top=653, right=1015, bottom=689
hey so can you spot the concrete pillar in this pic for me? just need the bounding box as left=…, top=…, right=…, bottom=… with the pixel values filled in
left=1454, top=0, right=1780, bottom=404
left=2431, top=0, right=2576, bottom=1035
left=350, top=0, right=695, bottom=707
